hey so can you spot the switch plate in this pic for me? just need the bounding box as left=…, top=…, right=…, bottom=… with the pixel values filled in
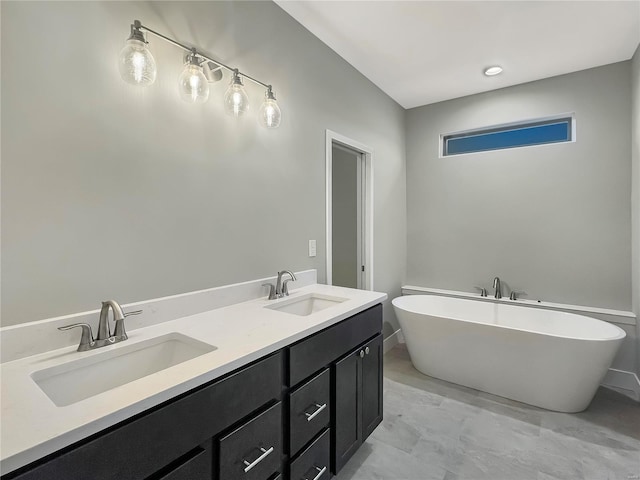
left=308, top=239, right=317, bottom=257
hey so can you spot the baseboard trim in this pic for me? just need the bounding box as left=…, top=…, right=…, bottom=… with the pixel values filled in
left=383, top=329, right=403, bottom=354
left=602, top=368, right=640, bottom=402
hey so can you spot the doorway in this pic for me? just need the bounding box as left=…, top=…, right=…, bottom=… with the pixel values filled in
left=326, top=130, right=373, bottom=290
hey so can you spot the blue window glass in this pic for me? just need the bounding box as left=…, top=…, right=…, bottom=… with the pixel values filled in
left=443, top=118, right=572, bottom=156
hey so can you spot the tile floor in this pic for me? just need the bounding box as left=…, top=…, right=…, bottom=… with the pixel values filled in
left=335, top=344, right=640, bottom=480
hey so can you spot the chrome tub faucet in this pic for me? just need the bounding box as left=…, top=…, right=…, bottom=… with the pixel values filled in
left=474, top=286, right=487, bottom=297
left=493, top=277, right=502, bottom=299
left=509, top=290, right=527, bottom=301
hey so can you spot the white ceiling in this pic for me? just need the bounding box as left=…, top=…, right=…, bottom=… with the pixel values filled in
left=276, top=1, right=640, bottom=109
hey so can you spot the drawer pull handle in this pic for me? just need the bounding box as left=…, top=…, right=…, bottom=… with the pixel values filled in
left=242, top=446, right=274, bottom=473
left=303, top=466, right=327, bottom=480
left=304, top=403, right=327, bottom=422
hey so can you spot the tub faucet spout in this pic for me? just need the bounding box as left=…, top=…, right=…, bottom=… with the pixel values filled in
left=493, top=277, right=502, bottom=299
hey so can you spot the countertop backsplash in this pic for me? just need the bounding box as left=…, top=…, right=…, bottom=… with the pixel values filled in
left=0, top=270, right=318, bottom=364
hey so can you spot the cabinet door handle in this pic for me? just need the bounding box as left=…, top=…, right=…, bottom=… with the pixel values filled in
left=359, top=350, right=365, bottom=358
left=303, top=465, right=327, bottom=480
left=242, top=446, right=274, bottom=473
left=365, top=346, right=370, bottom=355
left=304, top=403, right=327, bottom=422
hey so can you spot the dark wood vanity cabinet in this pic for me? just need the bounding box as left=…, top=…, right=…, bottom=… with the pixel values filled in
left=4, top=352, right=284, bottom=480
left=3, top=303, right=383, bottom=480
left=288, top=304, right=383, bottom=477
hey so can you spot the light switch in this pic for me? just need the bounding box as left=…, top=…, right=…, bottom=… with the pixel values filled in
left=309, top=239, right=317, bottom=257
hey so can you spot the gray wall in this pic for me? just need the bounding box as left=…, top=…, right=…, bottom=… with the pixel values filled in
left=632, top=45, right=640, bottom=375
left=406, top=63, right=632, bottom=311
left=0, top=1, right=407, bottom=332
left=332, top=147, right=358, bottom=289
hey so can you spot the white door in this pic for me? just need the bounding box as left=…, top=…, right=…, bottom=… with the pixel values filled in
left=326, top=130, right=374, bottom=291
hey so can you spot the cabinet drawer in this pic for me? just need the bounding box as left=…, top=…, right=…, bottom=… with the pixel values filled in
left=289, top=429, right=330, bottom=480
left=219, top=402, right=282, bottom=480
left=152, top=440, right=212, bottom=480
left=7, top=352, right=283, bottom=480
left=289, top=304, right=382, bottom=386
left=289, top=369, right=330, bottom=455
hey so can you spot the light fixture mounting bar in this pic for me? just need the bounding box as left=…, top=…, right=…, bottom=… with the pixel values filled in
left=137, top=21, right=270, bottom=89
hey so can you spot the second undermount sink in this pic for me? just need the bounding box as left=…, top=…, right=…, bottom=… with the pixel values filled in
left=31, top=333, right=216, bottom=407
left=265, top=293, right=348, bottom=316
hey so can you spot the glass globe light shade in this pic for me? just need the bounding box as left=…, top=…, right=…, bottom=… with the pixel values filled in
left=178, top=62, right=209, bottom=103
left=258, top=90, right=281, bottom=129
left=224, top=75, right=250, bottom=117
left=119, top=39, right=157, bottom=86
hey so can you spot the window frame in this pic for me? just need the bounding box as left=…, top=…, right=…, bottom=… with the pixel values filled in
left=439, top=113, right=576, bottom=158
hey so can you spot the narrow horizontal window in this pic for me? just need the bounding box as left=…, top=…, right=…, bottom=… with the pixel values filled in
left=442, top=116, right=573, bottom=156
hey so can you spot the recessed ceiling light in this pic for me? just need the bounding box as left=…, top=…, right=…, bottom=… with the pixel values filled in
left=484, top=66, right=503, bottom=76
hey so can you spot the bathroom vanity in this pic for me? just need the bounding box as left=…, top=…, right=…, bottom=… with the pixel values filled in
left=0, top=286, right=384, bottom=480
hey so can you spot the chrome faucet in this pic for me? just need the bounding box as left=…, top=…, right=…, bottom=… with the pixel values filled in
left=276, top=270, right=296, bottom=298
left=474, top=286, right=488, bottom=297
left=509, top=290, right=526, bottom=301
left=97, top=300, right=125, bottom=341
left=59, top=300, right=142, bottom=352
left=264, top=270, right=297, bottom=300
left=262, top=282, right=277, bottom=300
left=493, top=277, right=502, bottom=299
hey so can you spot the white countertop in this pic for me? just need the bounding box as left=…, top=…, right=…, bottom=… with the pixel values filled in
left=0, top=284, right=387, bottom=475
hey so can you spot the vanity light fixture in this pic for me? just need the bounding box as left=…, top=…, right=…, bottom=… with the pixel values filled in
left=484, top=66, right=503, bottom=76
left=118, top=22, right=157, bottom=86
left=118, top=20, right=281, bottom=128
left=224, top=70, right=250, bottom=117
left=258, top=86, right=282, bottom=129
left=178, top=50, right=209, bottom=103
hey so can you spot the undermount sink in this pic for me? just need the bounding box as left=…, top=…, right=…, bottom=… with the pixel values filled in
left=31, top=333, right=216, bottom=407
left=265, top=293, right=348, bottom=316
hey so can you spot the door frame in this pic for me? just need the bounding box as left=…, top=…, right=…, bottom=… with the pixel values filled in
left=325, top=129, right=374, bottom=290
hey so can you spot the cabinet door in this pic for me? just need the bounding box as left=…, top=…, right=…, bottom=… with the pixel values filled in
left=362, top=334, right=383, bottom=440
left=332, top=334, right=384, bottom=475
left=332, top=349, right=362, bottom=474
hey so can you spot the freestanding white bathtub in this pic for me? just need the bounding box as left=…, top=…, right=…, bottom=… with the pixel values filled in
left=392, top=295, right=626, bottom=412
